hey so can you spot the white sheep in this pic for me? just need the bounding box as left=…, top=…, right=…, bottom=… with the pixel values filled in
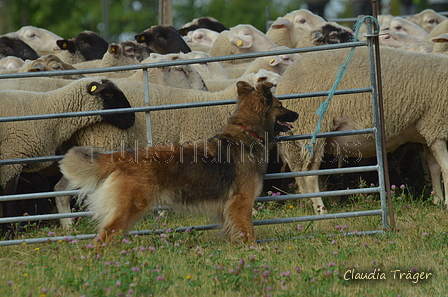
left=183, top=28, right=219, bottom=47
left=222, top=47, right=299, bottom=79
left=431, top=33, right=448, bottom=55
left=0, top=56, right=24, bottom=69
left=208, top=24, right=278, bottom=64
left=149, top=51, right=230, bottom=81
left=15, top=26, right=63, bottom=56
left=427, top=19, right=448, bottom=40
left=135, top=54, right=208, bottom=91
left=388, top=17, right=429, bottom=40
left=0, top=77, right=135, bottom=219
left=0, top=54, right=85, bottom=78
left=266, top=9, right=327, bottom=48
left=275, top=46, right=448, bottom=213
left=205, top=69, right=281, bottom=92
left=378, top=31, right=433, bottom=53
left=409, top=9, right=448, bottom=34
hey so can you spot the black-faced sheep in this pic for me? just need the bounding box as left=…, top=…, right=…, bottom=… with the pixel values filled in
left=310, top=23, right=354, bottom=45
left=275, top=46, right=448, bottom=213
left=178, top=17, right=228, bottom=36
left=56, top=30, right=109, bottom=64
left=0, top=34, right=39, bottom=60
left=135, top=25, right=191, bottom=54
left=0, top=77, right=135, bottom=222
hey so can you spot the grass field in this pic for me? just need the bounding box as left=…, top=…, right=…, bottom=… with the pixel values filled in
left=0, top=184, right=447, bottom=296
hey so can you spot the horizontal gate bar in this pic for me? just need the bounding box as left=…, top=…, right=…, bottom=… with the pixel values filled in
left=0, top=209, right=382, bottom=246
left=0, top=187, right=381, bottom=223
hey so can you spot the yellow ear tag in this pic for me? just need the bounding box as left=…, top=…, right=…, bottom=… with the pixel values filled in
left=63, top=42, right=68, bottom=48
left=237, top=40, right=243, bottom=46
left=270, top=58, right=275, bottom=64
left=91, top=85, right=97, bottom=92
left=141, top=36, right=145, bottom=41
left=110, top=47, right=115, bottom=52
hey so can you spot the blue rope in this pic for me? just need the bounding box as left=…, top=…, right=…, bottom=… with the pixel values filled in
left=305, top=16, right=380, bottom=156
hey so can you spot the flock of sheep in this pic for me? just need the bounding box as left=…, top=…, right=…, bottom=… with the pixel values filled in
left=0, top=8, right=448, bottom=234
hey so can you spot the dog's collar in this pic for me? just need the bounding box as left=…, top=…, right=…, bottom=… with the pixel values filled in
left=236, top=124, right=264, bottom=143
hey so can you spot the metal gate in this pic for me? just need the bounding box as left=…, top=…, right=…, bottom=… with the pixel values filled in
left=0, top=19, right=391, bottom=246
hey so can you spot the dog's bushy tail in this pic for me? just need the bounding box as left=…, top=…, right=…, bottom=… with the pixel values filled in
left=59, top=146, right=106, bottom=198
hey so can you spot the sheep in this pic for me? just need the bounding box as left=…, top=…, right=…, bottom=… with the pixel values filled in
left=149, top=51, right=230, bottom=81
left=178, top=17, right=228, bottom=35
left=266, top=9, right=327, bottom=48
left=56, top=30, right=109, bottom=64
left=427, top=19, right=448, bottom=40
left=204, top=69, right=281, bottom=92
left=23, top=54, right=85, bottom=79
left=0, top=77, right=135, bottom=222
left=275, top=46, right=448, bottom=214
left=0, top=54, right=85, bottom=78
left=388, top=17, right=429, bottom=40
left=409, top=9, right=448, bottom=34
left=431, top=33, right=448, bottom=55
left=182, top=28, right=220, bottom=53
left=208, top=24, right=278, bottom=64
left=221, top=47, right=299, bottom=79
left=183, top=28, right=220, bottom=47
left=310, top=23, right=354, bottom=45
left=14, top=26, right=63, bottom=56
left=0, top=56, right=24, bottom=69
left=133, top=54, right=208, bottom=91
left=135, top=25, right=191, bottom=54
left=0, top=34, right=39, bottom=60
left=378, top=31, right=433, bottom=53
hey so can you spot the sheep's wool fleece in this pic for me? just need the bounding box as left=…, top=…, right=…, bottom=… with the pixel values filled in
left=0, top=79, right=105, bottom=187
left=275, top=46, right=448, bottom=159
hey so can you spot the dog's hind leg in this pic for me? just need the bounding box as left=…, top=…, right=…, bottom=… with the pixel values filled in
left=91, top=174, right=155, bottom=245
left=222, top=192, right=257, bottom=245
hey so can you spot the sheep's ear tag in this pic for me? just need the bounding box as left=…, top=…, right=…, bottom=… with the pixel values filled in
left=91, top=85, right=97, bottom=92
left=140, top=36, right=145, bottom=41
left=62, top=42, right=68, bottom=49
left=270, top=58, right=275, bottom=64
left=237, top=40, right=243, bottom=46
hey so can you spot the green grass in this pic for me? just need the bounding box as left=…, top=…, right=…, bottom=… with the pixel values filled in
left=0, top=185, right=447, bottom=296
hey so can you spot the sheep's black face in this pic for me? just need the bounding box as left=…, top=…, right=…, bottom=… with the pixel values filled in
left=135, top=26, right=191, bottom=54
left=178, top=17, right=228, bottom=35
left=88, top=80, right=135, bottom=129
left=75, top=31, right=109, bottom=61
left=0, top=36, right=39, bottom=60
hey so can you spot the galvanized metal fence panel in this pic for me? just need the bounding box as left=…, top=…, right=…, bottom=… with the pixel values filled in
left=0, top=21, right=390, bottom=246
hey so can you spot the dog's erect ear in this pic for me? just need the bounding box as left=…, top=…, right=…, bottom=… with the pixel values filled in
left=236, top=81, right=255, bottom=97
left=258, top=82, right=274, bottom=109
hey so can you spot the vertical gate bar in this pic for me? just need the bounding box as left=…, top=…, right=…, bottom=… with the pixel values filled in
left=143, top=68, right=153, bottom=147
left=371, top=10, right=396, bottom=230
left=366, top=5, right=392, bottom=230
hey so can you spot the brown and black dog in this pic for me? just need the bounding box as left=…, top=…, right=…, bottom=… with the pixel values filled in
left=59, top=81, right=298, bottom=245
